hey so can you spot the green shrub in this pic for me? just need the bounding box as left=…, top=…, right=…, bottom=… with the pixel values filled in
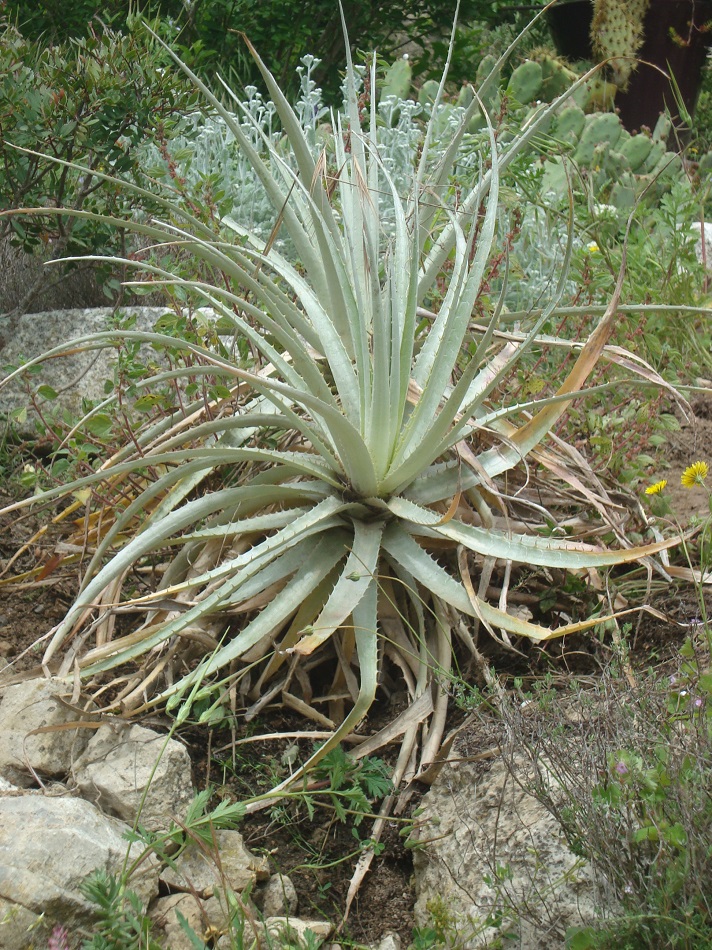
left=1, top=0, right=516, bottom=100
left=498, top=638, right=712, bottom=949
left=0, top=15, right=197, bottom=316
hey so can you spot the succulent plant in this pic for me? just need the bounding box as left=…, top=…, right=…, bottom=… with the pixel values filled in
left=382, top=56, right=412, bottom=101
left=506, top=59, right=544, bottom=104
left=377, top=38, right=691, bottom=218
left=591, top=0, right=652, bottom=90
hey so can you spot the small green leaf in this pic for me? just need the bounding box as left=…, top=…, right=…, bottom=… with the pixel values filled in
left=210, top=385, right=232, bottom=399
left=698, top=672, right=712, bottom=697
left=565, top=926, right=597, bottom=950
left=665, top=822, right=687, bottom=848
left=633, top=825, right=659, bottom=844
left=175, top=910, right=208, bottom=949
left=84, top=413, right=113, bottom=438
left=133, top=395, right=162, bottom=412
left=37, top=385, right=58, bottom=400
left=51, top=459, right=70, bottom=477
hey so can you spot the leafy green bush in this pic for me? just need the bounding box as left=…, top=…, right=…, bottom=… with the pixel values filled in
left=80, top=870, right=162, bottom=950
left=2, top=0, right=515, bottom=101
left=0, top=16, right=197, bottom=316
left=305, top=745, right=392, bottom=826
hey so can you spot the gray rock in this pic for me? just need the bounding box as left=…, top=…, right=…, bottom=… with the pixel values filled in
left=0, top=307, right=173, bottom=431
left=0, top=305, right=234, bottom=437
left=256, top=873, right=299, bottom=918
left=0, top=237, right=107, bottom=320
left=72, top=721, right=194, bottom=832
left=0, top=677, right=95, bottom=787
left=0, top=897, right=45, bottom=950
left=0, top=794, right=159, bottom=948
left=151, top=892, right=232, bottom=950
left=159, top=828, right=269, bottom=897
left=412, top=755, right=610, bottom=949
left=691, top=221, right=712, bottom=271
left=376, top=933, right=401, bottom=950
left=263, top=917, right=333, bottom=945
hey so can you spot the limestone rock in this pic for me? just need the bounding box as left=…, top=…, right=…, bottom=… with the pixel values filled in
left=0, top=678, right=95, bottom=787
left=0, top=306, right=228, bottom=436
left=0, top=897, right=45, bottom=950
left=0, top=794, right=159, bottom=949
left=376, top=932, right=402, bottom=950
left=412, top=755, right=610, bottom=949
left=159, top=829, right=269, bottom=897
left=262, top=916, right=333, bottom=946
left=0, top=237, right=109, bottom=319
left=0, top=307, right=174, bottom=425
left=151, top=892, right=234, bottom=950
left=72, top=722, right=194, bottom=832
left=691, top=221, right=712, bottom=271
left=256, top=873, right=299, bottom=918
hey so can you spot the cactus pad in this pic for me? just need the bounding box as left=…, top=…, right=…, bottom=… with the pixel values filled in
left=591, top=0, right=650, bottom=90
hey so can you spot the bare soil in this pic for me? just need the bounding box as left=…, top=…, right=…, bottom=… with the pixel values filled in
left=663, top=394, right=712, bottom=523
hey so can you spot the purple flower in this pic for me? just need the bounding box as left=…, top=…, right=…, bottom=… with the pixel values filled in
left=694, top=697, right=704, bottom=709
left=48, top=925, right=70, bottom=950
left=669, top=674, right=677, bottom=685
left=615, top=761, right=629, bottom=776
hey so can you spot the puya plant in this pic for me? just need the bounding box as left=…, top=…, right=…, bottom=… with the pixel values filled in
left=0, top=4, right=682, bottom=798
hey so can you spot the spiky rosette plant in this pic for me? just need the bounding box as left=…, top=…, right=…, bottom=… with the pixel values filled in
left=0, top=9, right=680, bottom=794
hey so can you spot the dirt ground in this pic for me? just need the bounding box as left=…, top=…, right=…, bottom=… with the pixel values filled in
left=662, top=394, right=712, bottom=523
left=1, top=394, right=711, bottom=945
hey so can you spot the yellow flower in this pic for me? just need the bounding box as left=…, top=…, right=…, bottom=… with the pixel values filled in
left=645, top=479, right=667, bottom=495
left=681, top=461, right=709, bottom=488
left=586, top=241, right=600, bottom=253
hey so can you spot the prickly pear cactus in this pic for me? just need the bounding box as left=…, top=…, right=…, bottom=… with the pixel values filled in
left=573, top=111, right=623, bottom=165
left=619, top=133, right=654, bottom=171
left=533, top=49, right=579, bottom=101
left=375, top=39, right=684, bottom=217
left=382, top=57, right=412, bottom=101
left=591, top=0, right=650, bottom=90
left=418, top=79, right=441, bottom=108
left=539, top=92, right=684, bottom=212
left=506, top=60, right=543, bottom=105
left=528, top=48, right=616, bottom=113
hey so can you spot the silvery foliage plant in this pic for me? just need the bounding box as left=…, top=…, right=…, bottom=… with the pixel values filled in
left=146, top=54, right=474, bottom=248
